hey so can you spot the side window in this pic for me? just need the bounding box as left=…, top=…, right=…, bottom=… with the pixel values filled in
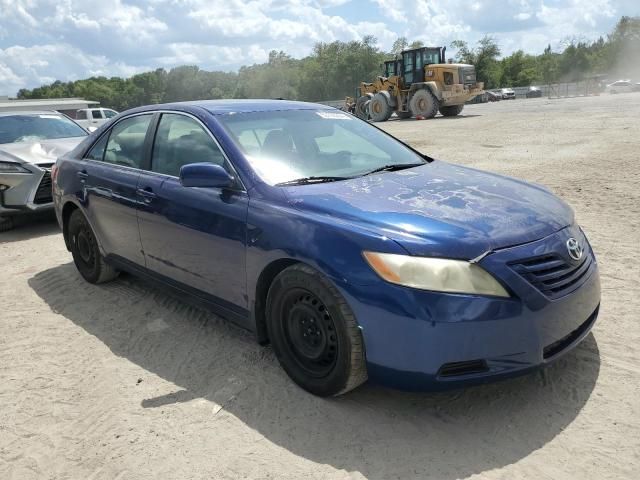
left=85, top=133, right=109, bottom=161
left=444, top=72, right=454, bottom=85
left=103, top=115, right=152, bottom=168
left=92, top=109, right=104, bottom=119
left=151, top=113, right=226, bottom=177
left=77, top=110, right=87, bottom=120
left=104, top=109, right=118, bottom=119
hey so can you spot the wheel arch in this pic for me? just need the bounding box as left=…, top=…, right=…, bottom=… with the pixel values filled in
left=409, top=81, right=442, bottom=100
left=253, top=257, right=301, bottom=344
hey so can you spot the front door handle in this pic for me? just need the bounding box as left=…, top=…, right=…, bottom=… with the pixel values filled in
left=77, top=171, right=88, bottom=180
left=136, top=187, right=156, bottom=202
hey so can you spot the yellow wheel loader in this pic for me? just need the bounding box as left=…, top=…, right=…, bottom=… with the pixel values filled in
left=355, top=47, right=484, bottom=122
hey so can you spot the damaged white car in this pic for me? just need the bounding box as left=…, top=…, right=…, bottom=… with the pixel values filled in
left=0, top=111, right=87, bottom=232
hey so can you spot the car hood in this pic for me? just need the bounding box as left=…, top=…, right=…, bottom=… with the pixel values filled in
left=0, top=137, right=85, bottom=166
left=283, top=161, right=574, bottom=259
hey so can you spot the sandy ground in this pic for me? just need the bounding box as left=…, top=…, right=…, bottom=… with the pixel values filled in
left=1, top=94, right=639, bottom=480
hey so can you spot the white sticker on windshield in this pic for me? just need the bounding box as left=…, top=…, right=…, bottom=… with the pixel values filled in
left=38, top=115, right=60, bottom=119
left=315, top=111, right=352, bottom=120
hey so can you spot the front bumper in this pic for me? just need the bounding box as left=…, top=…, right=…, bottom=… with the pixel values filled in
left=341, top=226, right=601, bottom=391
left=0, top=164, right=54, bottom=217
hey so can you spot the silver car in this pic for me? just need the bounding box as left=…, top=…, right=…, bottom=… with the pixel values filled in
left=0, top=111, right=87, bottom=231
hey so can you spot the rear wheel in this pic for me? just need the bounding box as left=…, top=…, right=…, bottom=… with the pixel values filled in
left=355, top=95, right=372, bottom=120
left=68, top=209, right=119, bottom=284
left=439, top=105, right=464, bottom=117
left=266, top=264, right=367, bottom=396
left=410, top=89, right=439, bottom=119
left=368, top=93, right=393, bottom=122
left=0, top=217, right=14, bottom=233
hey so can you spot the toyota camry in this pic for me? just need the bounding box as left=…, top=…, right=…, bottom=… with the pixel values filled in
left=53, top=100, right=600, bottom=396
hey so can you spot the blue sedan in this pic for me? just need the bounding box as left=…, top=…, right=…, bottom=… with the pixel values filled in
left=52, top=100, right=600, bottom=396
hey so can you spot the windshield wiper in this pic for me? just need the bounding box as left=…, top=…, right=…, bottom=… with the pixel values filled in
left=275, top=176, right=352, bottom=186
left=361, top=162, right=425, bottom=177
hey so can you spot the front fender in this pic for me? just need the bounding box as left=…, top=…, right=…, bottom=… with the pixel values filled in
left=245, top=197, right=407, bottom=308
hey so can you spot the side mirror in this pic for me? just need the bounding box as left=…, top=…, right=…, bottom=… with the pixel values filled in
left=179, top=163, right=235, bottom=189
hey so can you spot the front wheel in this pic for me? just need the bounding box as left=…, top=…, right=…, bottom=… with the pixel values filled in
left=266, top=264, right=367, bottom=396
left=68, top=209, right=119, bottom=284
left=355, top=94, right=372, bottom=120
left=368, top=93, right=393, bottom=122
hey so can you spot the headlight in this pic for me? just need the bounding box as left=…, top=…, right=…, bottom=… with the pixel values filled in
left=363, top=251, right=510, bottom=297
left=0, top=161, right=31, bottom=173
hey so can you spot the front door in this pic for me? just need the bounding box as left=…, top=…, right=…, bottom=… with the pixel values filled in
left=82, top=114, right=153, bottom=264
left=136, top=112, right=249, bottom=312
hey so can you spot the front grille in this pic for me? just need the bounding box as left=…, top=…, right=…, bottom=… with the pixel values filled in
left=33, top=171, right=52, bottom=204
left=461, top=67, right=477, bottom=86
left=510, top=252, right=593, bottom=299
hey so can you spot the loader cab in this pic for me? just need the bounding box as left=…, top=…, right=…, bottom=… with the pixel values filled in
left=383, top=58, right=404, bottom=78
left=401, top=47, right=445, bottom=86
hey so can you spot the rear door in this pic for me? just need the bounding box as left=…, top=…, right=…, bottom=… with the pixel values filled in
left=82, top=113, right=153, bottom=265
left=136, top=112, right=249, bottom=311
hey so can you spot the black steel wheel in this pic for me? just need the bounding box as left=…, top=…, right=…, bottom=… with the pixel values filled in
left=266, top=264, right=367, bottom=396
left=68, top=209, right=119, bottom=284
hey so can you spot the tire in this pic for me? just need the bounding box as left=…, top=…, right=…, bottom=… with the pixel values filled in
left=68, top=209, right=119, bottom=284
left=266, top=263, right=367, bottom=396
left=409, top=89, right=439, bottom=119
left=368, top=93, right=393, bottom=122
left=0, top=217, right=14, bottom=233
left=396, top=111, right=412, bottom=119
left=439, top=105, right=464, bottom=117
left=355, top=95, right=372, bottom=120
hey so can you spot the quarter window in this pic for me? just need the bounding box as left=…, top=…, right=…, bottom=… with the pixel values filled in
left=103, top=115, right=152, bottom=169
left=85, top=133, right=109, bottom=161
left=77, top=110, right=87, bottom=120
left=151, top=113, right=227, bottom=177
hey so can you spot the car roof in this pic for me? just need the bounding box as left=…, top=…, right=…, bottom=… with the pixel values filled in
left=125, top=99, right=334, bottom=116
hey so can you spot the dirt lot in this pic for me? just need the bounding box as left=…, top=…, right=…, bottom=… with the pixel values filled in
left=1, top=94, right=639, bottom=480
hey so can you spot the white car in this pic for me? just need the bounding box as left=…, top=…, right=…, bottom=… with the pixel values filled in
left=74, top=107, right=118, bottom=131
left=605, top=80, right=634, bottom=94
left=500, top=88, right=516, bottom=100
left=0, top=111, right=87, bottom=231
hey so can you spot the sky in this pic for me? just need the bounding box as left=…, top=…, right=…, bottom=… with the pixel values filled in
left=0, top=0, right=638, bottom=96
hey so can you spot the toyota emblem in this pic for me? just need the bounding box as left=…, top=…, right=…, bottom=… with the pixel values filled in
left=566, top=238, right=583, bottom=261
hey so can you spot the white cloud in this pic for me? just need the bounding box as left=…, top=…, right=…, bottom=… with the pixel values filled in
left=0, top=0, right=637, bottom=95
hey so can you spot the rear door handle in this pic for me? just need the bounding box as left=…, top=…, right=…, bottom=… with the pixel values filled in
left=136, top=187, right=156, bottom=202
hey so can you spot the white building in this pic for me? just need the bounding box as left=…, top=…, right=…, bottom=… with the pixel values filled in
left=0, top=96, right=99, bottom=116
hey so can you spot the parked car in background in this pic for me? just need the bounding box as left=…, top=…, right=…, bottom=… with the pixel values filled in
left=526, top=86, right=543, bottom=98
left=605, top=80, right=634, bottom=94
left=54, top=100, right=600, bottom=396
left=0, top=111, right=87, bottom=231
left=74, top=108, right=119, bottom=132
left=486, top=91, right=501, bottom=102
left=500, top=88, right=516, bottom=100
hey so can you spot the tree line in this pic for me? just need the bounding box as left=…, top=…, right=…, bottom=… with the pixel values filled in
left=17, top=16, right=639, bottom=110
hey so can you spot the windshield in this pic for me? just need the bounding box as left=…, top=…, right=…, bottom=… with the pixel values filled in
left=0, top=114, right=87, bottom=144
left=218, top=109, right=426, bottom=185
